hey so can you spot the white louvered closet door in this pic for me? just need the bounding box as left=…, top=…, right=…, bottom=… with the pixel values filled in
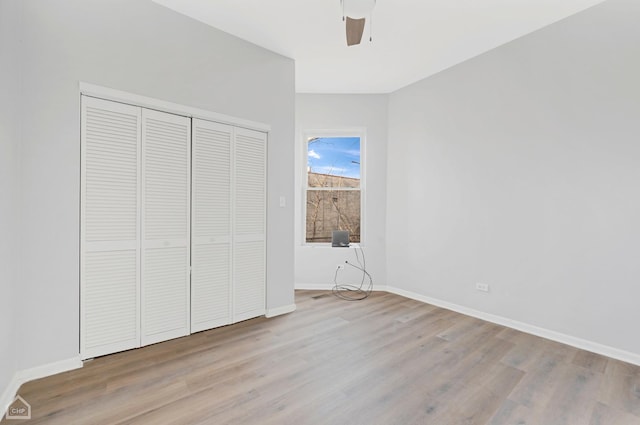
left=233, top=127, right=267, bottom=322
left=81, top=97, right=141, bottom=360
left=191, top=119, right=233, bottom=332
left=141, top=109, right=191, bottom=346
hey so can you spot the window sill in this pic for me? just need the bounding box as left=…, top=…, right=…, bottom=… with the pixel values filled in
left=301, top=243, right=363, bottom=249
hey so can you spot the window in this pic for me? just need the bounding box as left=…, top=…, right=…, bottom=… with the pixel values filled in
left=305, top=135, right=362, bottom=244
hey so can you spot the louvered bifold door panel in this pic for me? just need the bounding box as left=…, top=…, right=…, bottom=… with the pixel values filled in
left=233, top=127, right=266, bottom=322
left=191, top=119, right=233, bottom=332
left=141, top=109, right=191, bottom=346
left=81, top=96, right=141, bottom=359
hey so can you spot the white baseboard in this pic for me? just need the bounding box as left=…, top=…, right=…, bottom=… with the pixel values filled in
left=1, top=356, right=82, bottom=417
left=15, top=357, right=83, bottom=384
left=5, top=284, right=639, bottom=418
left=295, top=283, right=335, bottom=291
left=294, top=283, right=640, bottom=366
left=294, top=283, right=388, bottom=291
left=265, top=304, right=297, bottom=318
left=382, top=285, right=640, bottom=367
left=0, top=372, right=21, bottom=420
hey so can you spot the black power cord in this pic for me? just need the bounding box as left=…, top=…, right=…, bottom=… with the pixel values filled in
left=332, top=244, right=373, bottom=301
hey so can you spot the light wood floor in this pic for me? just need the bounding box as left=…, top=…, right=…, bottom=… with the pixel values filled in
left=4, top=290, right=640, bottom=424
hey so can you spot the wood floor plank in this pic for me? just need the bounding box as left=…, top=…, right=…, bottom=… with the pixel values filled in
left=590, top=401, right=640, bottom=425
left=3, top=290, right=640, bottom=425
left=507, top=349, right=576, bottom=410
left=574, top=350, right=610, bottom=374
left=538, top=363, right=603, bottom=425
left=598, top=358, right=640, bottom=417
left=487, top=399, right=535, bottom=425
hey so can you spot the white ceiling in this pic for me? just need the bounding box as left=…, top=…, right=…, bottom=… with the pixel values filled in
left=152, top=0, right=606, bottom=94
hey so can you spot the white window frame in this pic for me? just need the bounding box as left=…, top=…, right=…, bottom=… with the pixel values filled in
left=301, top=129, right=366, bottom=247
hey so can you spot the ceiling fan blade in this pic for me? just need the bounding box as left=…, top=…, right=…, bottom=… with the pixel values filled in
left=345, top=16, right=366, bottom=46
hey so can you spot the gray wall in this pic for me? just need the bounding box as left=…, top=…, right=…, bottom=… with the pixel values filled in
left=0, top=0, right=21, bottom=400
left=14, top=0, right=294, bottom=372
left=387, top=0, right=640, bottom=356
left=295, top=94, right=388, bottom=288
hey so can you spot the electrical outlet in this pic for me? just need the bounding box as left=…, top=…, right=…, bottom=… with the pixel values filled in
left=476, top=283, right=490, bottom=292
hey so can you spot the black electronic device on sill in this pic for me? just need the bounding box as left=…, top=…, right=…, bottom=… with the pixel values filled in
left=331, top=230, right=350, bottom=247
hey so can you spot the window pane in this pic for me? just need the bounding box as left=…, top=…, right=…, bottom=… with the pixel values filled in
left=307, top=137, right=360, bottom=188
left=306, top=190, right=361, bottom=243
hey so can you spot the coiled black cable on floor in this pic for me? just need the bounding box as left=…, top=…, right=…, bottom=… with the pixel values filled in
left=332, top=244, right=373, bottom=301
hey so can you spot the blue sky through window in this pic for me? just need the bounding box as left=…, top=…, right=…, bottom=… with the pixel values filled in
left=307, top=137, right=360, bottom=179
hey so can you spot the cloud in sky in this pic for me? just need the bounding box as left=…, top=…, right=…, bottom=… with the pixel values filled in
left=308, top=149, right=321, bottom=159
